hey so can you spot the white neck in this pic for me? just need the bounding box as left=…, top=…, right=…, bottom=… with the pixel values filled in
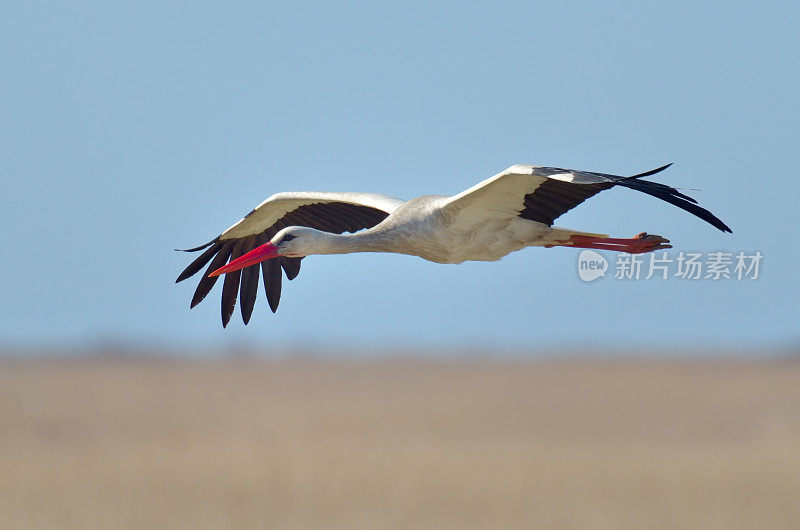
left=302, top=228, right=398, bottom=256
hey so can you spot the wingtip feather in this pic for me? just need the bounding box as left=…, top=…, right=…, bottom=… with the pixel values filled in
left=624, top=163, right=673, bottom=180
left=176, top=238, right=218, bottom=252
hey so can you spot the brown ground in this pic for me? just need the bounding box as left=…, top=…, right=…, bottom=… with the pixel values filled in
left=1, top=355, right=799, bottom=529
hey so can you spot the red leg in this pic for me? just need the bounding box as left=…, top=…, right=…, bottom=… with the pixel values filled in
left=555, top=232, right=672, bottom=254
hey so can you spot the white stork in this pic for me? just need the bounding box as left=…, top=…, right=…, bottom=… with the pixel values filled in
left=176, top=163, right=731, bottom=326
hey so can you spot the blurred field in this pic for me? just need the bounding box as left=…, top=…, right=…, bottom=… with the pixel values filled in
left=1, top=354, right=799, bottom=529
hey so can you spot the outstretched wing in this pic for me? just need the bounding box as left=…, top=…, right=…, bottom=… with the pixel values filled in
left=442, top=163, right=731, bottom=232
left=176, top=192, right=405, bottom=327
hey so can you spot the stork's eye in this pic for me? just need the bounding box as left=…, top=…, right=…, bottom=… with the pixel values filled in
left=282, top=234, right=296, bottom=242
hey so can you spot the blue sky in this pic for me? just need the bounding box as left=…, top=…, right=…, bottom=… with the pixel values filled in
left=1, top=1, right=797, bottom=352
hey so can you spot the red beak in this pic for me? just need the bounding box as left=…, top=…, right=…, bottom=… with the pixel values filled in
left=209, top=242, right=280, bottom=277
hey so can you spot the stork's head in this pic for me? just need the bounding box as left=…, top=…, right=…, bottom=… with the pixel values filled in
left=208, top=226, right=325, bottom=277
left=271, top=226, right=329, bottom=257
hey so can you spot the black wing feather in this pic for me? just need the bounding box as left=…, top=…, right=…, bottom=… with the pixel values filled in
left=190, top=241, right=233, bottom=309
left=238, top=235, right=260, bottom=325
left=176, top=241, right=223, bottom=283
left=262, top=259, right=283, bottom=312
left=623, top=162, right=673, bottom=180
left=176, top=239, right=218, bottom=252
left=280, top=257, right=302, bottom=280
left=615, top=178, right=731, bottom=232
left=521, top=180, right=611, bottom=225
left=221, top=240, right=245, bottom=328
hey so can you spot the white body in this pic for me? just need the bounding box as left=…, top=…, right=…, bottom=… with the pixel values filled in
left=282, top=196, right=604, bottom=263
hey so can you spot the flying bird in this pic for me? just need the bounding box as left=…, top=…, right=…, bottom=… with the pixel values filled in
left=176, top=163, right=731, bottom=326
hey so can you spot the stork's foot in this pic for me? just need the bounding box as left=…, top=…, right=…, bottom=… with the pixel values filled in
left=565, top=232, right=672, bottom=254
left=629, top=232, right=672, bottom=253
